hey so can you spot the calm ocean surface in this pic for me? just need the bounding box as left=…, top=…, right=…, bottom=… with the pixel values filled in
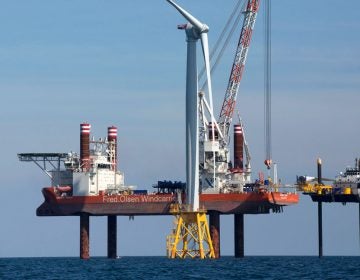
left=0, top=256, right=359, bottom=279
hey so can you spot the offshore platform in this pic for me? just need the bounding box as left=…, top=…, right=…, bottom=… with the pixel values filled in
left=297, top=158, right=360, bottom=257
left=19, top=0, right=299, bottom=259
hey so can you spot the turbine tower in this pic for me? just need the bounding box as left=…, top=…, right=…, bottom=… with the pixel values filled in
left=166, top=0, right=214, bottom=211
left=166, top=0, right=215, bottom=259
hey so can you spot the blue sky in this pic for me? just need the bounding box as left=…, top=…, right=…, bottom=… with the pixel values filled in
left=1, top=0, right=360, bottom=257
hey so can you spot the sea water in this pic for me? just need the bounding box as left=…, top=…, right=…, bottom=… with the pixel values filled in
left=0, top=256, right=359, bottom=279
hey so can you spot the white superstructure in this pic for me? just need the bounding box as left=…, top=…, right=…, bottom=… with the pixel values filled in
left=334, top=161, right=360, bottom=197
left=50, top=125, right=134, bottom=196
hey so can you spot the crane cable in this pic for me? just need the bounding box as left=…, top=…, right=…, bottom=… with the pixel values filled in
left=264, top=0, right=272, bottom=170
left=199, top=0, right=247, bottom=91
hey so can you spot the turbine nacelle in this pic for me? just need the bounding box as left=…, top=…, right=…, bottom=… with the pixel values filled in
left=177, top=23, right=209, bottom=43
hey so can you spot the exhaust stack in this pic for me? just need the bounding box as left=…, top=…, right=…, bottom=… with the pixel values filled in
left=234, top=124, right=244, bottom=171
left=208, top=123, right=218, bottom=141
left=107, top=126, right=118, bottom=170
left=80, top=123, right=91, bottom=171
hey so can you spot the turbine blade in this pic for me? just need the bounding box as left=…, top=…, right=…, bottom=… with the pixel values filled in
left=200, top=32, right=214, bottom=116
left=166, top=0, right=208, bottom=32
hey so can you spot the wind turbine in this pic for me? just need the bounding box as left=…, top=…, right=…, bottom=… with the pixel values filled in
left=166, top=0, right=215, bottom=259
left=166, top=0, right=215, bottom=212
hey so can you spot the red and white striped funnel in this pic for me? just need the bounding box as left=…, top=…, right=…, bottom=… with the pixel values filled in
left=80, top=123, right=91, bottom=171
left=108, top=126, right=118, bottom=170
left=234, top=124, right=244, bottom=171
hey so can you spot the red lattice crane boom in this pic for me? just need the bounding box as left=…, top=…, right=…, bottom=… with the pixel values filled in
left=218, top=0, right=260, bottom=144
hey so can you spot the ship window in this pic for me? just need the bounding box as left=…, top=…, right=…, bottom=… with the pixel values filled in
left=97, top=164, right=110, bottom=169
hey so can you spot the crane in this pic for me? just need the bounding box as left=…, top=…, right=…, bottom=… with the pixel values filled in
left=218, top=0, right=260, bottom=145
left=200, top=0, right=260, bottom=193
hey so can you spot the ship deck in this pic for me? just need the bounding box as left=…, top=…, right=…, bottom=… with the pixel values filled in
left=37, top=189, right=299, bottom=216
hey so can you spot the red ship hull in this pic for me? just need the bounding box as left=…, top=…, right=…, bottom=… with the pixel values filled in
left=37, top=187, right=299, bottom=216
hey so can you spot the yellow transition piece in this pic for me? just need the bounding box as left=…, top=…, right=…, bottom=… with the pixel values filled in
left=167, top=204, right=215, bottom=259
